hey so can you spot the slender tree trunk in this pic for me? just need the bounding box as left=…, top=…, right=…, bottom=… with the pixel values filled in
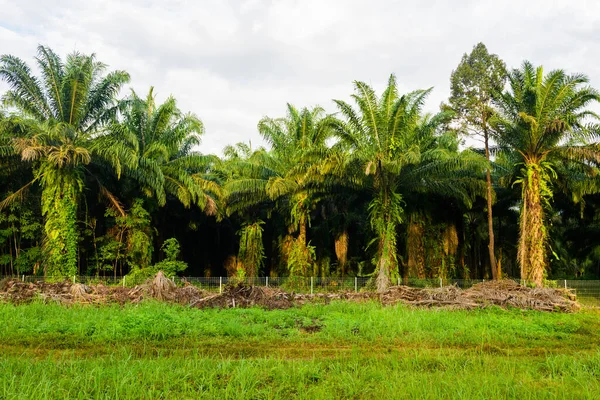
left=484, top=130, right=498, bottom=280
left=457, top=216, right=467, bottom=278
left=298, top=215, right=308, bottom=277
left=12, top=225, right=20, bottom=276
left=518, top=163, right=546, bottom=287
left=8, top=237, right=13, bottom=276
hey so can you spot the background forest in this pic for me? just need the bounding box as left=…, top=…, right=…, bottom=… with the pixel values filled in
left=2, top=43, right=600, bottom=289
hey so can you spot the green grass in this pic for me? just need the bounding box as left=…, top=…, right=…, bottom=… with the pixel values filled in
left=1, top=302, right=599, bottom=399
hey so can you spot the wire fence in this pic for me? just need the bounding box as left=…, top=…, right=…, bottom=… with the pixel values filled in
left=2, top=275, right=600, bottom=304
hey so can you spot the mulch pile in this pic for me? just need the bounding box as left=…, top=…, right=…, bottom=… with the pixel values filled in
left=0, top=271, right=208, bottom=306
left=0, top=274, right=581, bottom=312
left=377, top=280, right=579, bottom=312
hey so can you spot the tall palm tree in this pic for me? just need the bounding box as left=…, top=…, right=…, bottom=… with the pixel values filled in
left=258, top=104, right=332, bottom=259
left=0, top=46, right=131, bottom=277
left=493, top=62, right=600, bottom=286
left=224, top=104, right=333, bottom=276
left=329, top=75, right=486, bottom=291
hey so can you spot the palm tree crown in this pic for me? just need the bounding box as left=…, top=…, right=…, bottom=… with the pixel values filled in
left=114, top=87, right=220, bottom=213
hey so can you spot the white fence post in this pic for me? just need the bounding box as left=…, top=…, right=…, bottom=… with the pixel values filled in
left=73, top=275, right=76, bottom=284
left=564, top=279, right=567, bottom=289
left=355, top=276, right=358, bottom=293
left=397, top=277, right=400, bottom=286
left=22, top=275, right=24, bottom=282
left=266, top=276, right=269, bottom=288
left=440, top=277, right=443, bottom=288
left=219, top=277, right=222, bottom=293
left=310, top=277, right=314, bottom=295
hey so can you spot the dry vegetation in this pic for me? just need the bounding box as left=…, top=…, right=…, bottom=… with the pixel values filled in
left=0, top=272, right=580, bottom=312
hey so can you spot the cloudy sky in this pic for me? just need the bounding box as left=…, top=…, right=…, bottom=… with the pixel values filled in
left=1, top=0, right=599, bottom=154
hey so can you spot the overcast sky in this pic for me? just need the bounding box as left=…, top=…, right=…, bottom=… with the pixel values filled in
left=1, top=0, right=599, bottom=154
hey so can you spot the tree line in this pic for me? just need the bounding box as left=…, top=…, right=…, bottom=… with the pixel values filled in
left=1, top=43, right=600, bottom=289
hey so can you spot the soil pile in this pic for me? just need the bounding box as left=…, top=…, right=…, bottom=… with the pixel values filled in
left=0, top=277, right=581, bottom=312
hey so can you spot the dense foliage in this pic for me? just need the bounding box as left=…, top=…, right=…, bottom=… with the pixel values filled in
left=2, top=44, right=600, bottom=287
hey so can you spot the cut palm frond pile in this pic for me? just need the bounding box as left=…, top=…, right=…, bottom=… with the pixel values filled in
left=0, top=276, right=580, bottom=312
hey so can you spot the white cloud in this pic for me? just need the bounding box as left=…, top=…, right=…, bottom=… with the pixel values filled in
left=1, top=0, right=600, bottom=154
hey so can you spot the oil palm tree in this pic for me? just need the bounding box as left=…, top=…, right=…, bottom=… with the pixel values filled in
left=224, top=104, right=333, bottom=276
left=329, top=75, right=486, bottom=291
left=493, top=62, right=600, bottom=286
left=0, top=46, right=131, bottom=277
left=114, top=87, right=220, bottom=213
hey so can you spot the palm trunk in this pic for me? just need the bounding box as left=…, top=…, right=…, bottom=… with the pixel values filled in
left=42, top=190, right=79, bottom=278
left=484, top=131, right=498, bottom=280
left=286, top=210, right=314, bottom=277
left=334, top=230, right=348, bottom=276
left=298, top=216, right=307, bottom=248
left=407, top=214, right=426, bottom=279
left=374, top=185, right=398, bottom=292
left=518, top=163, right=546, bottom=287
left=238, top=221, right=265, bottom=278
left=376, top=223, right=394, bottom=292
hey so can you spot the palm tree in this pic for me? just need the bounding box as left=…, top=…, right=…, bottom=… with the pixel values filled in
left=114, top=87, right=220, bottom=212
left=224, top=104, right=333, bottom=276
left=329, top=75, right=486, bottom=291
left=0, top=46, right=131, bottom=277
left=103, top=88, right=221, bottom=277
left=493, top=62, right=600, bottom=286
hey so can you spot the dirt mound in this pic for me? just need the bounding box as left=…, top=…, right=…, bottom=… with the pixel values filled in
left=0, top=276, right=581, bottom=312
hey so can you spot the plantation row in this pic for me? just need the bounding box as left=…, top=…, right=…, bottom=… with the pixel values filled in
left=1, top=43, right=600, bottom=289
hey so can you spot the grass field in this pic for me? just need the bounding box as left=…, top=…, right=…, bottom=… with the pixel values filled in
left=1, top=301, right=599, bottom=399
